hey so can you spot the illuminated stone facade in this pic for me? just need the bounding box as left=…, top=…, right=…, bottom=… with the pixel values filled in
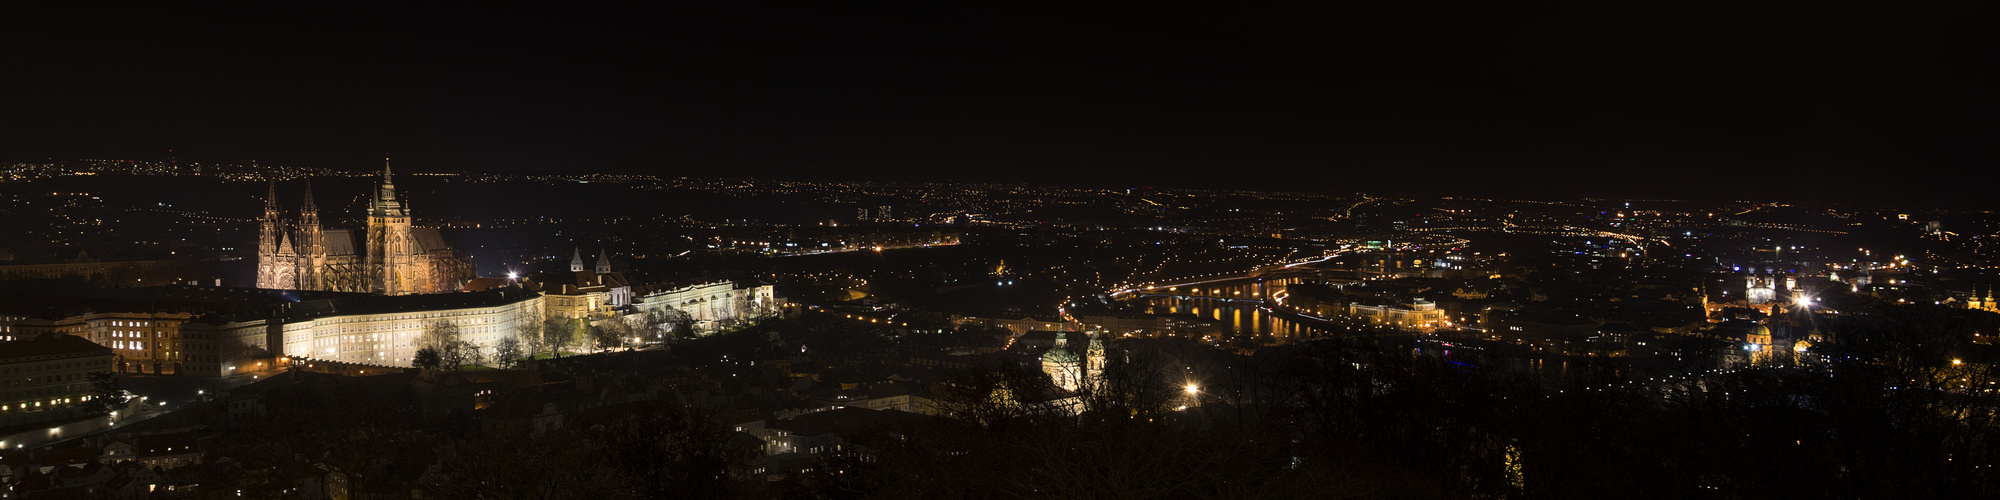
left=1347, top=299, right=1449, bottom=330
left=1744, top=271, right=1785, bottom=307
left=1039, top=332, right=1105, bottom=392
left=1970, top=283, right=1999, bottom=314
left=530, top=249, right=633, bottom=320
left=256, top=160, right=472, bottom=295
left=1, top=286, right=541, bottom=377
left=278, top=289, right=544, bottom=368
left=13, top=313, right=192, bottom=375
left=633, top=278, right=775, bottom=333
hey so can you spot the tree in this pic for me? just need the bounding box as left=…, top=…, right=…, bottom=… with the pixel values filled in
left=412, top=347, right=442, bottom=371
left=516, top=318, right=545, bottom=356
left=637, top=310, right=667, bottom=342
left=420, top=321, right=480, bottom=371
left=494, top=334, right=524, bottom=367
left=544, top=317, right=579, bottom=358
left=593, top=317, right=632, bottom=350
left=651, top=307, right=697, bottom=339
left=84, top=372, right=130, bottom=417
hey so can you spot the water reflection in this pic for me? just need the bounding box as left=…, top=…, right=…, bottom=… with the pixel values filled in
left=1140, top=296, right=1321, bottom=340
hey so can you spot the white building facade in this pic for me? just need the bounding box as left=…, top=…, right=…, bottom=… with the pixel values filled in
left=281, top=293, right=544, bottom=368
left=633, top=279, right=775, bottom=333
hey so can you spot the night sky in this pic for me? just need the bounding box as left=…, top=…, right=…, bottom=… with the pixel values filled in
left=5, top=2, right=1993, bottom=203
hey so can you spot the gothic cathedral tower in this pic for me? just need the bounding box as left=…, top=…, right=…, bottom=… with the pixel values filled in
left=257, top=162, right=469, bottom=294
left=296, top=179, right=325, bottom=291
left=257, top=181, right=287, bottom=289
left=366, top=158, right=419, bottom=295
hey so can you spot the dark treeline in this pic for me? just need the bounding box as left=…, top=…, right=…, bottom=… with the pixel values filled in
left=773, top=303, right=2000, bottom=498
left=214, top=303, right=2000, bottom=498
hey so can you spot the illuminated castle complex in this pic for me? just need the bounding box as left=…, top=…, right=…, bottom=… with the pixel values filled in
left=256, top=159, right=473, bottom=294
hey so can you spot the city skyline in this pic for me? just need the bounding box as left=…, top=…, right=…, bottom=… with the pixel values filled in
left=3, top=4, right=1998, bottom=496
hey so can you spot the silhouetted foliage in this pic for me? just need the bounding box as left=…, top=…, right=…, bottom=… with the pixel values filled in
left=84, top=371, right=128, bottom=417
left=411, top=346, right=441, bottom=371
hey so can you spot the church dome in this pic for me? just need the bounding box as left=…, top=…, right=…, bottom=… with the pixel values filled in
left=1043, top=345, right=1079, bottom=364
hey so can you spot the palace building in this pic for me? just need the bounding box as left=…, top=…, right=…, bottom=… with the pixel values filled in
left=0, top=334, right=114, bottom=428
left=256, top=159, right=473, bottom=295
left=2, top=284, right=542, bottom=378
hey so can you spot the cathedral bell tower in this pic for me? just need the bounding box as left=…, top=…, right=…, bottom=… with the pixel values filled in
left=297, top=178, right=326, bottom=290
left=366, top=158, right=417, bottom=294
left=257, top=181, right=284, bottom=289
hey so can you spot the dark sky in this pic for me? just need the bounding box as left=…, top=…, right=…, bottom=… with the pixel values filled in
left=4, top=2, right=1993, bottom=203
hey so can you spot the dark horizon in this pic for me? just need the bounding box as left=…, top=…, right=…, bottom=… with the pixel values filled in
left=4, top=2, right=1994, bottom=203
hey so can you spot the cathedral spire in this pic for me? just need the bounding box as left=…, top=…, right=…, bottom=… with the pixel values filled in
left=295, top=176, right=324, bottom=290
left=371, top=157, right=405, bottom=217
left=596, top=247, right=613, bottom=274
left=571, top=248, right=586, bottom=272
left=300, top=177, right=317, bottom=210
left=257, top=179, right=283, bottom=289
left=380, top=157, right=396, bottom=199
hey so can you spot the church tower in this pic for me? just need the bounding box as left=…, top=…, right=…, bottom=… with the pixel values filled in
left=296, top=179, right=326, bottom=291
left=1041, top=331, right=1082, bottom=392
left=257, top=181, right=284, bottom=289
left=596, top=247, right=613, bottom=274
left=571, top=248, right=586, bottom=272
left=1745, top=271, right=1776, bottom=307
left=366, top=158, right=417, bottom=295
left=1085, top=332, right=1106, bottom=379
left=251, top=158, right=472, bottom=296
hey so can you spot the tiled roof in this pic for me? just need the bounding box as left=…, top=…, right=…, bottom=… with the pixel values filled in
left=282, top=286, right=540, bottom=321
left=324, top=229, right=357, bottom=256
left=411, top=227, right=451, bottom=253
left=0, top=334, right=112, bottom=360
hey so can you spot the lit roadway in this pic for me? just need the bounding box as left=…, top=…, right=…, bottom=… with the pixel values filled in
left=1329, top=195, right=1380, bottom=220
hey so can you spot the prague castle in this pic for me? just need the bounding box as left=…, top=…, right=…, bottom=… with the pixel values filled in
left=256, top=159, right=473, bottom=295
